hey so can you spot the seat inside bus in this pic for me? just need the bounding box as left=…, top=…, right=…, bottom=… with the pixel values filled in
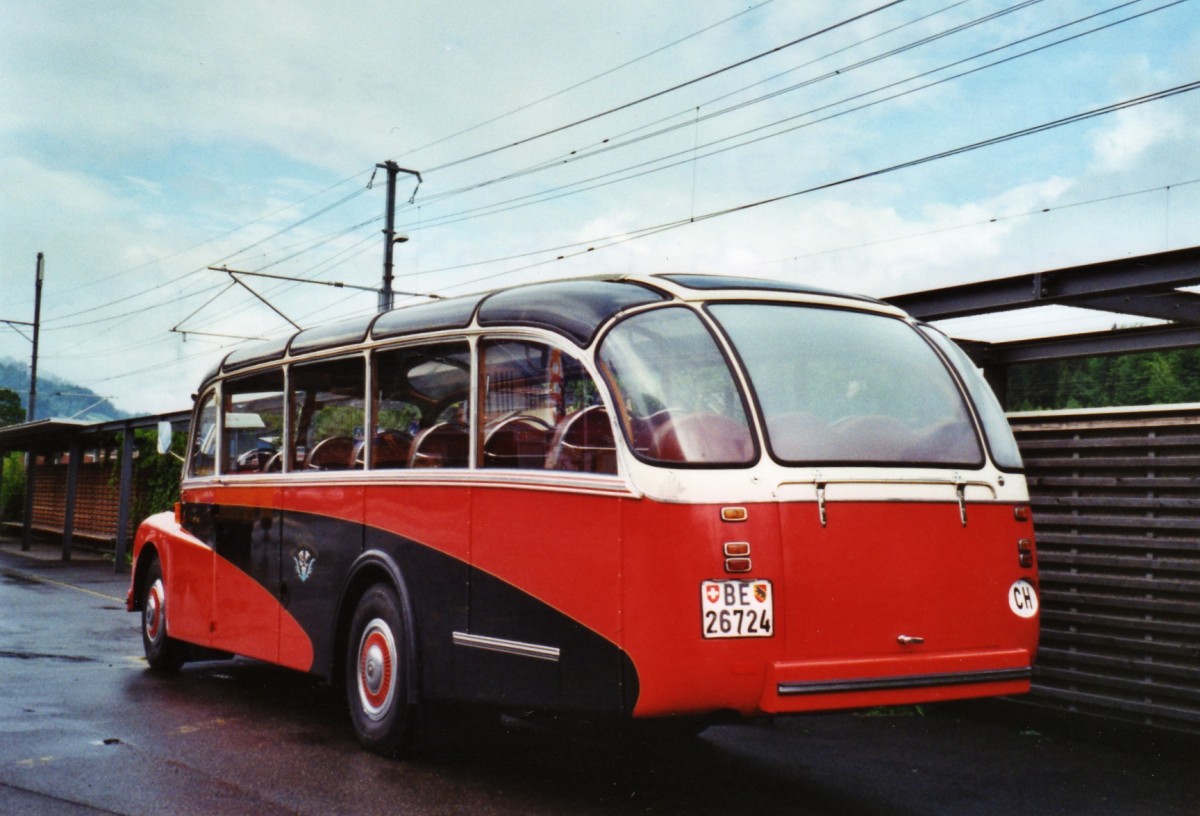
left=408, top=422, right=469, bottom=468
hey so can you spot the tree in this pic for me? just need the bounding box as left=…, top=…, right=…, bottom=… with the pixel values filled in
left=0, top=387, right=24, bottom=427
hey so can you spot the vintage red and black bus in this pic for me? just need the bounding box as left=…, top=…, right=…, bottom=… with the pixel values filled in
left=128, top=273, right=1038, bottom=754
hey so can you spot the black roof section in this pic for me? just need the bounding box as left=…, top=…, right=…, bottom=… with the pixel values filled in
left=372, top=294, right=485, bottom=340
left=660, top=273, right=881, bottom=303
left=290, top=314, right=374, bottom=356
left=210, top=273, right=874, bottom=381
left=476, top=279, right=667, bottom=346
left=221, top=334, right=292, bottom=374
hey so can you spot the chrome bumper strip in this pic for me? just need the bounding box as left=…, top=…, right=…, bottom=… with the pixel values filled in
left=778, top=667, right=1031, bottom=696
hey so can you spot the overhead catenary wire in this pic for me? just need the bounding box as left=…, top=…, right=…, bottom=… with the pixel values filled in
left=32, top=3, right=785, bottom=333
left=421, top=0, right=911, bottom=174
left=31, top=1, right=1195, bottom=394
left=69, top=76, right=1200, bottom=392
left=43, top=2, right=912, bottom=344
left=47, top=0, right=1185, bottom=347
left=431, top=78, right=1200, bottom=294
left=417, top=0, right=1050, bottom=205
left=41, top=184, right=375, bottom=329
left=396, top=0, right=1175, bottom=236
left=391, top=0, right=781, bottom=162
left=23, top=0, right=1032, bottom=337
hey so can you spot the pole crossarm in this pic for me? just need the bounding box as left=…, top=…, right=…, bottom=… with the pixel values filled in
left=209, top=266, right=381, bottom=293
left=1, top=319, right=34, bottom=343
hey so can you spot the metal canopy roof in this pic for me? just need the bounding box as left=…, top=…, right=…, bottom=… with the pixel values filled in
left=0, top=419, right=91, bottom=453
left=0, top=410, right=191, bottom=454
left=886, top=246, right=1200, bottom=367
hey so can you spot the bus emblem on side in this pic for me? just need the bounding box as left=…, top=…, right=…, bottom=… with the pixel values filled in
left=294, top=548, right=317, bottom=582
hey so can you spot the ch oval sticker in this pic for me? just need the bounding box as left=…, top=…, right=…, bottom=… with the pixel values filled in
left=1008, top=579, right=1039, bottom=618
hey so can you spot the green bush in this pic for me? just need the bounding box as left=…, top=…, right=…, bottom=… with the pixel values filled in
left=0, top=452, right=25, bottom=521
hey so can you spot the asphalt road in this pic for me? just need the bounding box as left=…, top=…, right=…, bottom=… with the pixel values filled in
left=1, top=542, right=1197, bottom=816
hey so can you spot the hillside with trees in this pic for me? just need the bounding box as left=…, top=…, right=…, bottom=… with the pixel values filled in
left=0, top=357, right=125, bottom=422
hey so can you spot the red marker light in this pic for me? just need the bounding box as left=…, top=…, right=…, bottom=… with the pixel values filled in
left=724, top=557, right=752, bottom=574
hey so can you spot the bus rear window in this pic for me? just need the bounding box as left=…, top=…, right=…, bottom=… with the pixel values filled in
left=710, top=303, right=982, bottom=467
left=598, top=307, right=754, bottom=466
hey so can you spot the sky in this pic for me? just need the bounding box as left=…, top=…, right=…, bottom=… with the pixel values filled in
left=3, top=0, right=1200, bottom=416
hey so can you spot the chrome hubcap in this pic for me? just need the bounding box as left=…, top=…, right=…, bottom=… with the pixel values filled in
left=145, top=580, right=164, bottom=642
left=364, top=643, right=385, bottom=696
left=357, top=618, right=396, bottom=721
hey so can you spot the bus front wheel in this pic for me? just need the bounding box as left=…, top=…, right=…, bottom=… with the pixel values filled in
left=142, top=558, right=186, bottom=672
left=345, top=584, right=414, bottom=756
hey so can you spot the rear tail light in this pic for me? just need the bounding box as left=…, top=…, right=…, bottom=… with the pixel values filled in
left=724, top=557, right=752, bottom=574
left=723, top=541, right=751, bottom=573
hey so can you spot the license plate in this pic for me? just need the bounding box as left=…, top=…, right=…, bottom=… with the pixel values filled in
left=701, top=580, right=773, bottom=638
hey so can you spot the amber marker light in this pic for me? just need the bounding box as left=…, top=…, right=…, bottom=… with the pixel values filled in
left=721, top=506, right=748, bottom=522
left=1014, top=505, right=1031, bottom=522
left=174, top=502, right=182, bottom=525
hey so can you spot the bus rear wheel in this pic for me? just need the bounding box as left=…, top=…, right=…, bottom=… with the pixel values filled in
left=345, top=584, right=414, bottom=756
left=142, top=558, right=186, bottom=672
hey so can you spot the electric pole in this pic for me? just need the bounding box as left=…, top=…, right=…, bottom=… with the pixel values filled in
left=1, top=254, right=43, bottom=422
left=376, top=161, right=422, bottom=313
left=29, top=253, right=43, bottom=422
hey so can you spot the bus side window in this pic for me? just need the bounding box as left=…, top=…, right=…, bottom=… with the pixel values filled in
left=221, top=371, right=285, bottom=474
left=375, top=341, right=471, bottom=469
left=481, top=340, right=614, bottom=474
left=291, top=356, right=367, bottom=471
left=189, top=390, right=218, bottom=477
left=598, top=307, right=754, bottom=466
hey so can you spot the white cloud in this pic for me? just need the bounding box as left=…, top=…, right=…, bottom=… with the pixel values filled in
left=5, top=1, right=1200, bottom=414
left=1090, top=105, right=1183, bottom=173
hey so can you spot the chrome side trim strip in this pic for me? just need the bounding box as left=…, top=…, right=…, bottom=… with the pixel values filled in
left=452, top=632, right=561, bottom=663
left=778, top=667, right=1031, bottom=696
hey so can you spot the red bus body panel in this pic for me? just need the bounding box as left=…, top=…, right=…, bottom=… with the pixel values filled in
left=621, top=498, right=1036, bottom=717
left=133, top=481, right=1036, bottom=720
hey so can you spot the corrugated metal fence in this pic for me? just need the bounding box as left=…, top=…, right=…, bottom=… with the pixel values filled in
left=1009, top=405, right=1200, bottom=734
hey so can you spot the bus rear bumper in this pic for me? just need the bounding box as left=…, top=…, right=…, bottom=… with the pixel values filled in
left=761, top=648, right=1033, bottom=713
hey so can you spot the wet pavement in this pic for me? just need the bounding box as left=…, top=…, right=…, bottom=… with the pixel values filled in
left=1, top=535, right=1198, bottom=815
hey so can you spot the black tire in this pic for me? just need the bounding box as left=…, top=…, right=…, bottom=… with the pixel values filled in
left=141, top=558, right=186, bottom=672
left=345, top=583, right=415, bottom=756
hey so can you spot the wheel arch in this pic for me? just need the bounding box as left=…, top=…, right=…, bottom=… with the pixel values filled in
left=332, top=550, right=420, bottom=702
left=129, top=541, right=163, bottom=613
